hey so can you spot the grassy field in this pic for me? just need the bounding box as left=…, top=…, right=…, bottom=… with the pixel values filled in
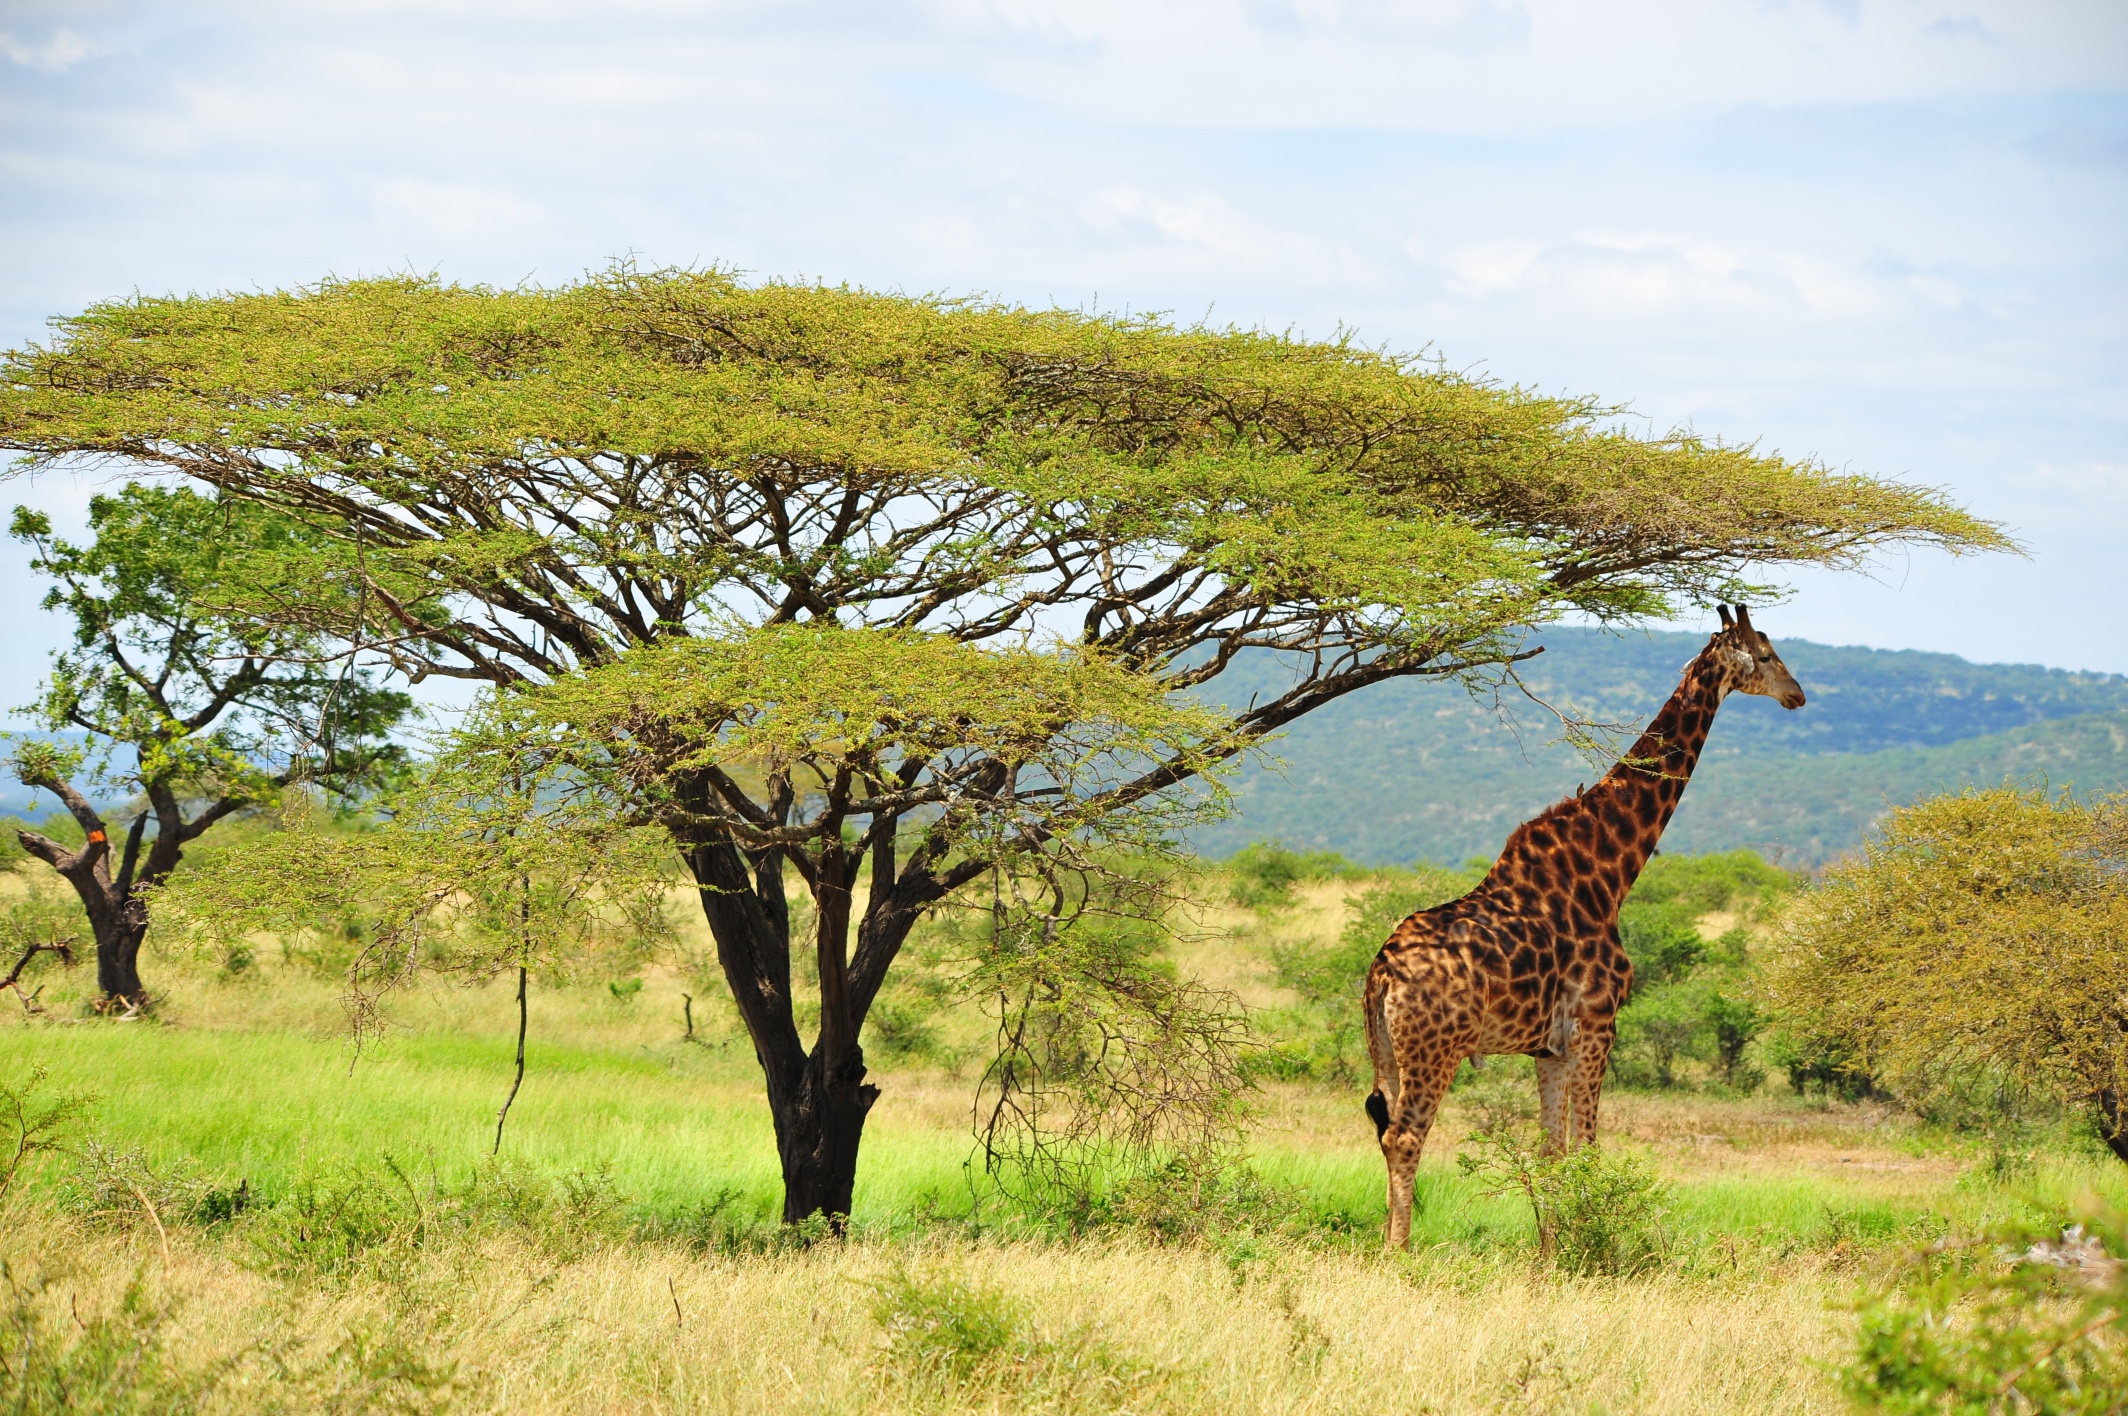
left=2, top=871, right=2121, bottom=1413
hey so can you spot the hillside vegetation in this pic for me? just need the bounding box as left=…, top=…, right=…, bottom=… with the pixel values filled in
left=1194, top=628, right=2128, bottom=864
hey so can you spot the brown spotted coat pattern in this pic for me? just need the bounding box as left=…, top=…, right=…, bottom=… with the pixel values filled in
left=1362, top=607, right=1806, bottom=1248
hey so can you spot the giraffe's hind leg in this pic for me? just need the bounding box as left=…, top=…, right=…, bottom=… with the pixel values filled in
left=1381, top=1052, right=1460, bottom=1251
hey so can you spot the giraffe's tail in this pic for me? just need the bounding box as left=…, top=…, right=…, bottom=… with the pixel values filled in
left=1363, top=959, right=1397, bottom=1140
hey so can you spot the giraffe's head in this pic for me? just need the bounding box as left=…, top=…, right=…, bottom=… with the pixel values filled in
left=1712, top=604, right=1806, bottom=710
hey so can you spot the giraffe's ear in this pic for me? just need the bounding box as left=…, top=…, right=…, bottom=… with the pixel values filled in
left=1716, top=605, right=1734, bottom=629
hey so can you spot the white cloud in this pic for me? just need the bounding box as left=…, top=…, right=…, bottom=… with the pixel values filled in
left=0, top=27, right=92, bottom=71
left=0, top=0, right=2120, bottom=675
left=1438, top=233, right=1903, bottom=322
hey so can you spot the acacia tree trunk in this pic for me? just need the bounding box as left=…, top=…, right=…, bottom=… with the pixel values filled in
left=91, top=893, right=150, bottom=1004
left=14, top=773, right=241, bottom=1011
left=772, top=1050, right=879, bottom=1225
left=679, top=781, right=981, bottom=1229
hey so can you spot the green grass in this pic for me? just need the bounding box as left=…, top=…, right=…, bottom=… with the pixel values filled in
left=10, top=970, right=2123, bottom=1258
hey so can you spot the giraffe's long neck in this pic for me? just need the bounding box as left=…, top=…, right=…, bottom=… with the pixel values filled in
left=1485, top=645, right=1729, bottom=922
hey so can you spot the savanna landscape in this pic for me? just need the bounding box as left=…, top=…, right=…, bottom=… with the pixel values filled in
left=0, top=270, right=2120, bottom=1416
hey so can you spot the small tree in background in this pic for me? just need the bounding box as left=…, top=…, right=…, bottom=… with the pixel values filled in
left=0, top=267, right=2006, bottom=1221
left=5, top=487, right=410, bottom=1007
left=1766, top=785, right=2128, bottom=1157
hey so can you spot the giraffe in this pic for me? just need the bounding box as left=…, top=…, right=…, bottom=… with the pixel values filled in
left=1362, top=605, right=1806, bottom=1249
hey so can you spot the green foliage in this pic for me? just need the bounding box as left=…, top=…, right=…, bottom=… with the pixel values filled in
left=7, top=485, right=410, bottom=813
left=1764, top=1027, right=1881, bottom=1101
left=1224, top=841, right=1358, bottom=910
left=1765, top=786, right=2128, bottom=1142
left=1701, top=980, right=1770, bottom=1091
left=1603, top=853, right=1795, bottom=1092
left=453, top=622, right=1243, bottom=862
left=1455, top=1124, right=1669, bottom=1275
left=1619, top=907, right=1709, bottom=994
left=1842, top=1213, right=2128, bottom=1413
left=1613, top=981, right=1710, bottom=1089
left=966, top=867, right=1255, bottom=1199
left=873, top=1269, right=1024, bottom=1378
left=0, top=1067, right=92, bottom=1209
left=1627, top=848, right=1801, bottom=914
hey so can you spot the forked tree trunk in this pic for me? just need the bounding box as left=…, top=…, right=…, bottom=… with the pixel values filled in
left=681, top=800, right=981, bottom=1230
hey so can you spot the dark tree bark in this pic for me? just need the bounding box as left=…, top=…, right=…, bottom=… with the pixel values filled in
left=15, top=767, right=245, bottom=1011
left=680, top=772, right=983, bottom=1227
left=2095, top=1090, right=2128, bottom=1165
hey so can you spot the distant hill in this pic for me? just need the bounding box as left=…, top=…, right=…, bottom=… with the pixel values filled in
left=1191, top=628, right=2128, bottom=867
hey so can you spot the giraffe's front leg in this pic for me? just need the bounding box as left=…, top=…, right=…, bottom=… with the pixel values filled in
left=1535, top=1054, right=1573, bottom=1155
left=1568, top=1015, right=1618, bottom=1147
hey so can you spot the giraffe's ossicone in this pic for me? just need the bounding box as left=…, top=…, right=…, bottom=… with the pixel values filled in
left=1362, top=605, right=1807, bottom=1250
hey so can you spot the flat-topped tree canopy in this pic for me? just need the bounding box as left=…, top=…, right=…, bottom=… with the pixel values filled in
left=0, top=266, right=2011, bottom=1221
left=0, top=268, right=2000, bottom=694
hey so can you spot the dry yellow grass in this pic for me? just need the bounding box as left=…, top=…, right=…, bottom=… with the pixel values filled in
left=5, top=1207, right=1846, bottom=1414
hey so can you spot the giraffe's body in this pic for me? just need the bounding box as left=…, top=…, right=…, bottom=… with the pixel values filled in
left=1363, top=607, right=1806, bottom=1248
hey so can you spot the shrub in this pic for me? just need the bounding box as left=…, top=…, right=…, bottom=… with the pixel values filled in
left=873, top=1269, right=1024, bottom=1379
left=1224, top=841, right=1357, bottom=910
left=1456, top=1123, right=1668, bottom=1275
left=1842, top=1212, right=2128, bottom=1413
left=1617, top=903, right=1707, bottom=995
left=1611, top=981, right=1709, bottom=1089
left=0, top=1259, right=202, bottom=1414
left=1764, top=1026, right=1880, bottom=1100
left=871, top=1267, right=1165, bottom=1404
left=0, top=1067, right=91, bottom=1210
left=1764, top=786, right=2128, bottom=1152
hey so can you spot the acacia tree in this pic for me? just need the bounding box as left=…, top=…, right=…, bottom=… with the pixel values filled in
left=0, top=269, right=2006, bottom=1218
left=1767, top=786, right=2128, bottom=1159
left=6, top=486, right=410, bottom=1006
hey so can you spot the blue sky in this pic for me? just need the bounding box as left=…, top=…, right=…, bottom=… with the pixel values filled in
left=2, top=0, right=2124, bottom=710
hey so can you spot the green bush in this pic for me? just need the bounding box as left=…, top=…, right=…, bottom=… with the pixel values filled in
left=0, top=1260, right=202, bottom=1415
left=1456, top=1123, right=1669, bottom=1275
left=1764, top=1027, right=1879, bottom=1100
left=873, top=1269, right=1024, bottom=1379
left=1612, top=981, right=1710, bottom=1089
left=1842, top=1212, right=2128, bottom=1413
left=1618, top=903, right=1708, bottom=995
left=871, top=1266, right=1165, bottom=1403
left=1223, top=841, right=1357, bottom=910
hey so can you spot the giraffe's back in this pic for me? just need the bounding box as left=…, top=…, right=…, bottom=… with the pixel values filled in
left=1368, top=885, right=1627, bottom=1058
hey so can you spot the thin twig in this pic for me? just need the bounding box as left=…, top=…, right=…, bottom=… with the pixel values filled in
left=493, top=964, right=529, bottom=1155
left=1998, top=1308, right=2118, bottom=1396
left=669, top=1275, right=684, bottom=1329
left=127, top=1181, right=170, bottom=1267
